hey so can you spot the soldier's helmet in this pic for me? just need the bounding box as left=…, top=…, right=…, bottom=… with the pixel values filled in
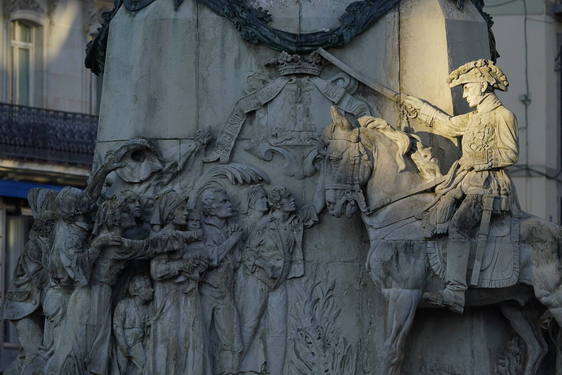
left=447, top=59, right=509, bottom=92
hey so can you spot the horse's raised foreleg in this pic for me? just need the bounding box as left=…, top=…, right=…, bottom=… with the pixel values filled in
left=499, top=303, right=547, bottom=375
left=381, top=288, right=422, bottom=375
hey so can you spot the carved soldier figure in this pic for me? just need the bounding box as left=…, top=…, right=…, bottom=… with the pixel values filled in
left=3, top=189, right=57, bottom=375
left=112, top=275, right=154, bottom=375
left=198, top=186, right=244, bottom=375
left=403, top=59, right=519, bottom=313
left=237, top=186, right=304, bottom=375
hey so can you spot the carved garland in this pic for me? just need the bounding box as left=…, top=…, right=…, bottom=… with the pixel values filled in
left=86, top=0, right=498, bottom=75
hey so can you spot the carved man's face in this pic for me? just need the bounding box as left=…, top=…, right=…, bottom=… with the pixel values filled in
left=462, top=82, right=486, bottom=108
left=172, top=201, right=189, bottom=226
left=120, top=208, right=137, bottom=229
left=252, top=190, right=269, bottom=213
left=125, top=195, right=143, bottom=219
left=279, top=195, right=296, bottom=213
left=211, top=191, right=235, bottom=219
left=134, top=278, right=154, bottom=303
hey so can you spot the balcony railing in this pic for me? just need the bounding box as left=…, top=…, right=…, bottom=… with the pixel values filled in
left=0, top=103, right=97, bottom=167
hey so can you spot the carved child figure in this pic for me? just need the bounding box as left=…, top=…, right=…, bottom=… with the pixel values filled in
left=403, top=59, right=519, bottom=313
left=112, top=275, right=154, bottom=375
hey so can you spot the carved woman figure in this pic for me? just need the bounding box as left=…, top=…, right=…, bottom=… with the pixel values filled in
left=41, top=187, right=103, bottom=365
left=42, top=152, right=125, bottom=362
left=45, top=192, right=162, bottom=375
left=112, top=275, right=154, bottom=375
left=3, top=188, right=57, bottom=375
left=237, top=186, right=304, bottom=375
left=144, top=190, right=212, bottom=375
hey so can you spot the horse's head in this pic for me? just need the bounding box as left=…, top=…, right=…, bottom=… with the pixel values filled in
left=320, top=108, right=442, bottom=218
left=320, top=107, right=373, bottom=218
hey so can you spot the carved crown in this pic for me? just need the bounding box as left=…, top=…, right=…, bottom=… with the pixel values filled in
left=267, top=51, right=325, bottom=76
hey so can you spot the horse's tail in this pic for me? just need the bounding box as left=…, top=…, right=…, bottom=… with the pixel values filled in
left=532, top=224, right=562, bottom=327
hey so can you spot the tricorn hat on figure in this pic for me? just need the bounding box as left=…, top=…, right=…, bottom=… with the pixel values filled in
left=447, top=59, right=509, bottom=91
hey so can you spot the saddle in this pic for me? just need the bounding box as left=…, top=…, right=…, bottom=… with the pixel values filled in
left=427, top=214, right=520, bottom=289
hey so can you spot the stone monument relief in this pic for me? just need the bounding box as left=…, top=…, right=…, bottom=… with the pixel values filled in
left=4, top=0, right=562, bottom=375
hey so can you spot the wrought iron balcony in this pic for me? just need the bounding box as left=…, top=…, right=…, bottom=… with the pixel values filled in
left=0, top=102, right=97, bottom=167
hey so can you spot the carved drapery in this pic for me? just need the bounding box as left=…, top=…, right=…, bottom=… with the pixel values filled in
left=86, top=0, right=498, bottom=75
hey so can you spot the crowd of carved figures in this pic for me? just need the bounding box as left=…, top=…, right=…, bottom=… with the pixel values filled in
left=3, top=135, right=312, bottom=375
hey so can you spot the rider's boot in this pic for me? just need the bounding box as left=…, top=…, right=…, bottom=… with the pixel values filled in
left=442, top=238, right=471, bottom=313
left=424, top=238, right=470, bottom=314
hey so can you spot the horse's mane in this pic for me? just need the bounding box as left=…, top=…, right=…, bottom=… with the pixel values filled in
left=358, top=116, right=411, bottom=172
left=358, top=116, right=442, bottom=182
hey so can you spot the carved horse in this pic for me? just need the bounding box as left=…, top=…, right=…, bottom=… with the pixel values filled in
left=316, top=108, right=562, bottom=375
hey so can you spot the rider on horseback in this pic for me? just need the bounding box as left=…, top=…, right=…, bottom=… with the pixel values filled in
left=403, top=59, right=519, bottom=313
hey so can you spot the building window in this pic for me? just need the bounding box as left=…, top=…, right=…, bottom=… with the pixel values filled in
left=10, top=21, right=34, bottom=106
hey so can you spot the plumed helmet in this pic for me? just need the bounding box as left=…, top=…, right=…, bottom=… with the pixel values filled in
left=447, top=59, right=509, bottom=91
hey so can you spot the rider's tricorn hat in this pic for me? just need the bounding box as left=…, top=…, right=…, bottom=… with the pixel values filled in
left=447, top=59, right=509, bottom=91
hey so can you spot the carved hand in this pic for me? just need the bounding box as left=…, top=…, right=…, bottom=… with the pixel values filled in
left=102, top=151, right=126, bottom=172
left=401, top=95, right=424, bottom=113
left=229, top=225, right=245, bottom=243
left=91, top=234, right=123, bottom=249
left=472, top=162, right=493, bottom=171
left=301, top=204, right=320, bottom=228
left=181, top=256, right=209, bottom=277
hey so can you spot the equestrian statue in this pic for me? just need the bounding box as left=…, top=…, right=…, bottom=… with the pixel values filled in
left=310, top=59, right=562, bottom=375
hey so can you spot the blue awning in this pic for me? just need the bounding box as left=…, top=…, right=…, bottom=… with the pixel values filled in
left=0, top=179, right=64, bottom=199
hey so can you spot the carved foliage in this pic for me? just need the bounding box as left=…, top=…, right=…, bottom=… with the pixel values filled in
left=290, top=268, right=358, bottom=375
left=198, top=0, right=400, bottom=54
left=495, top=336, right=526, bottom=375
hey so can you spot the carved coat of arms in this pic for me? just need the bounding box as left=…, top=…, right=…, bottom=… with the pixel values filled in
left=206, top=52, right=372, bottom=179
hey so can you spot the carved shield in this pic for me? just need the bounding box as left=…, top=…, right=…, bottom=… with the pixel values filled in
left=123, top=0, right=158, bottom=11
